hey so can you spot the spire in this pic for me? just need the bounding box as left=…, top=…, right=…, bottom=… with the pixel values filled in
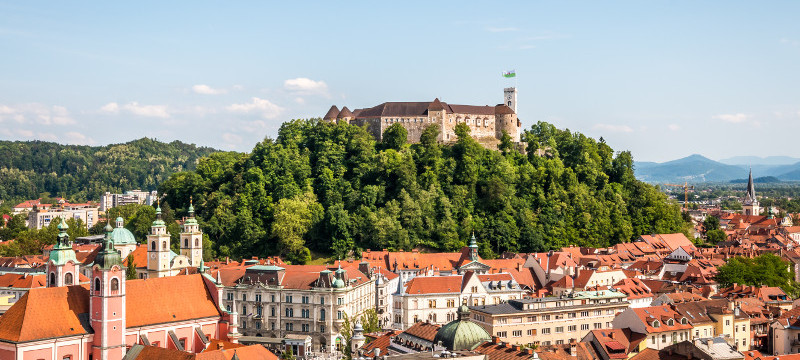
left=49, top=218, right=77, bottom=266
left=188, top=195, right=195, bottom=217
left=151, top=198, right=165, bottom=228
left=95, top=220, right=122, bottom=269
left=469, top=232, right=479, bottom=261
left=56, top=218, right=69, bottom=248
left=746, top=168, right=756, bottom=202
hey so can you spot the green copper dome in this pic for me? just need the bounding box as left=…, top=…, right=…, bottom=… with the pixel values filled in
left=152, top=205, right=166, bottom=227
left=110, top=218, right=137, bottom=245
left=332, top=278, right=345, bottom=288
left=95, top=223, right=122, bottom=269
left=433, top=305, right=490, bottom=351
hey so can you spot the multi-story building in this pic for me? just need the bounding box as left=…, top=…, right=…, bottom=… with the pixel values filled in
left=612, top=305, right=693, bottom=350
left=218, top=261, right=377, bottom=352
left=26, top=204, right=98, bottom=229
left=323, top=88, right=521, bottom=148
left=671, top=299, right=750, bottom=350
left=393, top=271, right=526, bottom=329
left=470, top=289, right=629, bottom=347
left=100, top=189, right=157, bottom=211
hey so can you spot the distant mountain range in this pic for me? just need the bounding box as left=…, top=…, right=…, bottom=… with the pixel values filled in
left=635, top=154, right=800, bottom=183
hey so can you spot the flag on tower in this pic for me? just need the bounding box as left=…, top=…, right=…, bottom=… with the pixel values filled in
left=503, top=70, right=516, bottom=78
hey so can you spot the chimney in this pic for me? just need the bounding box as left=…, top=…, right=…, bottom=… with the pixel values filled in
left=706, top=339, right=713, bottom=348
left=492, top=336, right=499, bottom=344
left=512, top=344, right=519, bottom=351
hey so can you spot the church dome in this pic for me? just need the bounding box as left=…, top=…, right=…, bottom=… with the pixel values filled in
left=332, top=278, right=345, bottom=288
left=110, top=220, right=137, bottom=245
left=433, top=305, right=490, bottom=351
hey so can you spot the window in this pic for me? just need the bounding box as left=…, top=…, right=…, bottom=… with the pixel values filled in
left=162, top=241, right=167, bottom=250
left=338, top=297, right=344, bottom=305
left=568, top=312, right=576, bottom=318
left=302, top=324, right=310, bottom=332
left=195, top=239, right=199, bottom=247
left=151, top=241, right=156, bottom=251
left=302, top=309, right=310, bottom=318
left=179, top=338, right=186, bottom=349
left=302, top=296, right=310, bottom=304
left=226, top=305, right=231, bottom=312
left=651, top=336, right=656, bottom=345
left=497, top=331, right=507, bottom=338
left=555, top=327, right=564, bottom=333
left=286, top=295, right=293, bottom=303
left=594, top=323, right=602, bottom=329
left=568, top=325, right=577, bottom=332
left=542, top=315, right=551, bottom=321
left=271, top=295, right=276, bottom=302
left=255, top=294, right=262, bottom=302
left=320, top=297, right=325, bottom=305
left=256, top=322, right=261, bottom=330
left=64, top=272, right=73, bottom=286
left=581, top=324, right=589, bottom=330
left=285, top=308, right=294, bottom=317
left=512, top=330, right=522, bottom=337
left=594, top=310, right=602, bottom=316
left=242, top=305, right=247, bottom=314
left=242, top=294, right=247, bottom=301
left=527, top=329, right=534, bottom=336
left=338, top=311, right=343, bottom=320
left=429, top=300, right=437, bottom=308
left=184, top=239, right=188, bottom=247
left=541, top=328, right=551, bottom=335
left=726, top=320, right=731, bottom=326
left=320, top=325, right=326, bottom=333
left=528, top=316, right=537, bottom=322
left=94, top=278, right=101, bottom=292
left=227, top=292, right=234, bottom=301
left=271, top=307, right=276, bottom=316
left=286, top=323, right=294, bottom=331
left=580, top=311, right=589, bottom=317
left=661, top=334, right=666, bottom=343
left=271, top=322, right=276, bottom=330
left=111, top=278, right=119, bottom=291
left=256, top=306, right=262, bottom=316
left=320, top=309, right=326, bottom=320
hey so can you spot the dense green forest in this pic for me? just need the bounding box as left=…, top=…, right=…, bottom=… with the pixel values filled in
left=158, top=119, right=688, bottom=263
left=0, top=138, right=217, bottom=203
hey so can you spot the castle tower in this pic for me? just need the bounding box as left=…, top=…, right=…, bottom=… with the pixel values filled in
left=46, top=218, right=79, bottom=287
left=503, top=87, right=517, bottom=114
left=743, top=169, right=761, bottom=216
left=90, top=223, right=126, bottom=360
left=147, top=203, right=172, bottom=278
left=180, top=197, right=203, bottom=268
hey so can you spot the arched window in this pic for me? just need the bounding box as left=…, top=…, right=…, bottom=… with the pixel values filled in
left=64, top=272, right=73, bottom=286
left=94, top=278, right=101, bottom=292
left=184, top=239, right=188, bottom=247
left=195, top=239, right=199, bottom=247
left=151, top=241, right=156, bottom=251
left=111, top=278, right=119, bottom=291
left=162, top=241, right=167, bottom=250
left=49, top=272, right=56, bottom=287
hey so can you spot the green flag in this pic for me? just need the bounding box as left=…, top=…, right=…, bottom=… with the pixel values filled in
left=503, top=70, right=516, bottom=78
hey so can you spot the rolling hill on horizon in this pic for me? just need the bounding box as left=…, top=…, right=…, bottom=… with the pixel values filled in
left=635, top=154, right=800, bottom=183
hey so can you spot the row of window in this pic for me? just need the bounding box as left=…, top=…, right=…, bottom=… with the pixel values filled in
left=226, top=292, right=348, bottom=306
left=240, top=320, right=327, bottom=334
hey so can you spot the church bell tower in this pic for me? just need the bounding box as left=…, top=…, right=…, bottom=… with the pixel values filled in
left=180, top=197, right=203, bottom=268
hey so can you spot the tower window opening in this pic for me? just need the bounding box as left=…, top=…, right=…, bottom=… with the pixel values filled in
left=94, top=278, right=101, bottom=292
left=65, top=272, right=73, bottom=285
left=111, top=278, right=119, bottom=291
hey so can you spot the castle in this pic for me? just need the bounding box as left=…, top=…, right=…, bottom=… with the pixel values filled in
left=323, top=88, right=522, bottom=148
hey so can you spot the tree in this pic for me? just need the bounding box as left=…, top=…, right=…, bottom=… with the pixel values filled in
left=703, top=215, right=720, bottom=233
left=340, top=312, right=353, bottom=360
left=271, top=192, right=322, bottom=263
left=126, top=254, right=137, bottom=280
left=715, top=254, right=800, bottom=296
left=382, top=123, right=408, bottom=150
left=705, top=229, right=727, bottom=244
left=360, top=308, right=381, bottom=334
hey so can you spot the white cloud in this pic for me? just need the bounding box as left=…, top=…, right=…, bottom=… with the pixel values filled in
left=226, top=97, right=283, bottom=119
left=713, top=113, right=748, bottom=123
left=284, top=77, right=328, bottom=96
left=668, top=124, right=680, bottom=131
left=0, top=103, right=75, bottom=125
left=487, top=27, right=519, bottom=33
left=295, top=97, right=305, bottom=104
left=100, top=102, right=120, bottom=113
left=16, top=129, right=34, bottom=137
left=593, top=124, right=633, bottom=133
left=64, top=131, right=95, bottom=145
left=101, top=102, right=170, bottom=118
left=123, top=102, right=170, bottom=118
left=37, top=132, right=58, bottom=141
left=192, top=84, right=228, bottom=95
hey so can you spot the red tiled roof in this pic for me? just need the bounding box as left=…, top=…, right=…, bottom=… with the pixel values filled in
left=473, top=342, right=535, bottom=360
left=404, top=275, right=463, bottom=294
left=0, top=285, right=90, bottom=342
left=402, top=322, right=440, bottom=342
left=0, top=273, right=46, bottom=289
left=126, top=274, right=222, bottom=328
left=632, top=306, right=692, bottom=333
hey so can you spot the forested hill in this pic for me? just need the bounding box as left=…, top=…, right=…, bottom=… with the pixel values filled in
left=160, top=119, right=688, bottom=263
left=0, top=138, right=218, bottom=202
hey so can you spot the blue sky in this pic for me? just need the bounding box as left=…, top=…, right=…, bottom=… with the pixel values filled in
left=1, top=1, right=798, bottom=162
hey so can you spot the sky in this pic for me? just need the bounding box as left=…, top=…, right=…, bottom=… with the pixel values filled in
left=1, top=1, right=799, bottom=162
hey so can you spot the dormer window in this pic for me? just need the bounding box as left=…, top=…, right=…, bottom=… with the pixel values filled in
left=652, top=320, right=660, bottom=328
left=681, top=318, right=688, bottom=325
left=667, top=318, right=674, bottom=326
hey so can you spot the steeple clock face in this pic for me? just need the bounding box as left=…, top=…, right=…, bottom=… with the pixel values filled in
left=150, top=253, right=156, bottom=259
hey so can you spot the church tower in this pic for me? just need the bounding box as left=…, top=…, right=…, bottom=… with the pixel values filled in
left=469, top=233, right=479, bottom=262
left=742, top=169, right=761, bottom=216
left=90, top=223, right=126, bottom=360
left=180, top=197, right=203, bottom=268
left=147, top=203, right=172, bottom=278
left=503, top=87, right=518, bottom=114
left=46, top=218, right=79, bottom=287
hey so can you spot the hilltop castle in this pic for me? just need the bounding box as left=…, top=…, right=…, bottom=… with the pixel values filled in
left=323, top=88, right=521, bottom=149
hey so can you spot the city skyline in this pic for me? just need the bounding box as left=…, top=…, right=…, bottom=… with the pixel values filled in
left=1, top=1, right=799, bottom=162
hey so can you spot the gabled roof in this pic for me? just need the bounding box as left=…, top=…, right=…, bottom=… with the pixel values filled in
left=126, top=274, right=222, bottom=328
left=0, top=285, right=91, bottom=342
left=632, top=306, right=692, bottom=333
left=402, top=321, right=440, bottom=342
